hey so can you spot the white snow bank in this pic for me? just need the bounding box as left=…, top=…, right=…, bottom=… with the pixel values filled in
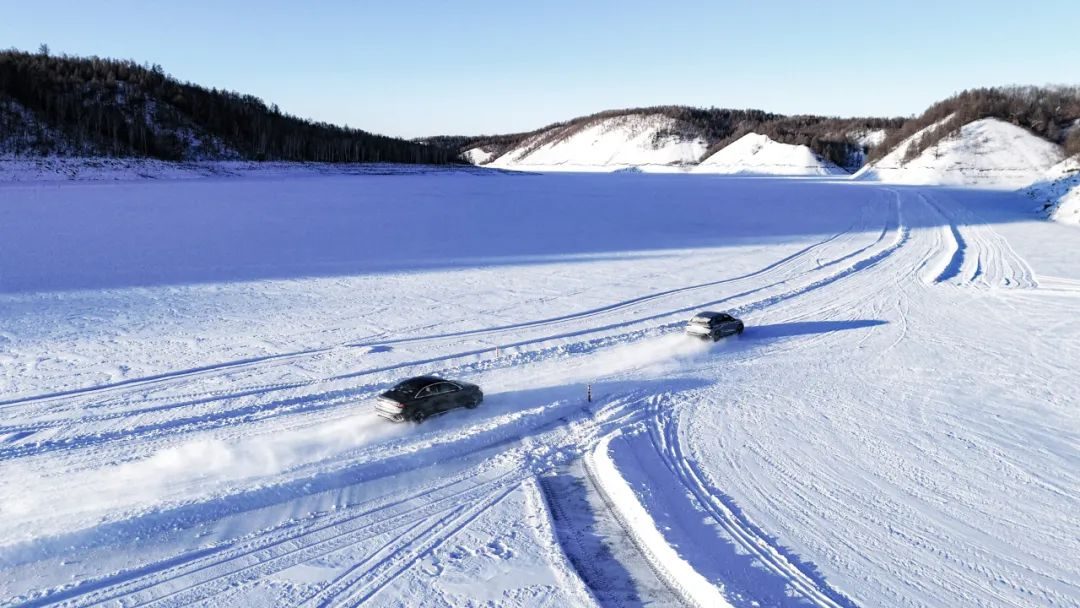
left=1024, top=157, right=1080, bottom=225
left=489, top=113, right=707, bottom=172
left=587, top=431, right=733, bottom=608
left=692, top=133, right=847, bottom=176
left=857, top=117, right=1063, bottom=188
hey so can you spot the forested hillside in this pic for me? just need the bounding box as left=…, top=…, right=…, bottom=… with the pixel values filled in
left=0, top=49, right=456, bottom=164
left=870, top=86, right=1080, bottom=163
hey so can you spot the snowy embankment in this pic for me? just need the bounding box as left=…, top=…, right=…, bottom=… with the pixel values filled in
left=587, top=430, right=733, bottom=608
left=692, top=133, right=847, bottom=176
left=1025, top=157, right=1080, bottom=225
left=855, top=117, right=1063, bottom=187
left=484, top=113, right=707, bottom=173
left=0, top=157, right=498, bottom=182
left=1, top=173, right=1078, bottom=607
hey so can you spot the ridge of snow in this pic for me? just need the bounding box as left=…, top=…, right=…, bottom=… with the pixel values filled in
left=856, top=117, right=1063, bottom=188
left=488, top=113, right=708, bottom=172
left=692, top=133, right=847, bottom=176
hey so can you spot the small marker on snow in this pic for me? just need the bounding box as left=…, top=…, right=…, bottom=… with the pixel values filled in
left=587, top=383, right=592, bottom=403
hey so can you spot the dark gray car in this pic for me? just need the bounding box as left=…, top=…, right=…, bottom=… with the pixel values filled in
left=685, top=311, right=744, bottom=341
left=375, top=375, right=483, bottom=422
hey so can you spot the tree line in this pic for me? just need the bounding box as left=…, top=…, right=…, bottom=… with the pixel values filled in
left=0, top=49, right=456, bottom=164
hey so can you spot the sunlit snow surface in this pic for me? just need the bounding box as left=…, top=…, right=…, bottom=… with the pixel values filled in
left=0, top=170, right=1077, bottom=607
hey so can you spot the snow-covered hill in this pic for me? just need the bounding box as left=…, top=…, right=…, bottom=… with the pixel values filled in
left=471, top=117, right=851, bottom=175
left=479, top=113, right=708, bottom=172
left=692, top=133, right=847, bottom=176
left=856, top=117, right=1063, bottom=187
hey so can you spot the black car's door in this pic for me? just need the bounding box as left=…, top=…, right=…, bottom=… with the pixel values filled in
left=413, top=384, right=438, bottom=414
left=713, top=315, right=736, bottom=337
left=434, top=382, right=462, bottom=411
left=414, top=380, right=449, bottom=414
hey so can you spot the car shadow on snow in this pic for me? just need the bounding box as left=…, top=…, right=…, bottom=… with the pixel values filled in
left=739, top=319, right=887, bottom=341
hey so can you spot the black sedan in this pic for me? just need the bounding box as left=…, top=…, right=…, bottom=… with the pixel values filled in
left=375, top=375, right=483, bottom=422
left=684, top=310, right=744, bottom=341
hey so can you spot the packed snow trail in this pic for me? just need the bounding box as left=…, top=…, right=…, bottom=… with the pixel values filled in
left=0, top=173, right=1076, bottom=607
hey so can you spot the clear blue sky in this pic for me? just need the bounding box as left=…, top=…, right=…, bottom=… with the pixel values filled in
left=3, top=0, right=1078, bottom=138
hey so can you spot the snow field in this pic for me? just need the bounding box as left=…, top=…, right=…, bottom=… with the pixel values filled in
left=0, top=172, right=1077, bottom=607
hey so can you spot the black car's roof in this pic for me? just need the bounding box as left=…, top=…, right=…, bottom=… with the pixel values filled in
left=693, top=311, right=724, bottom=318
left=392, top=375, right=445, bottom=391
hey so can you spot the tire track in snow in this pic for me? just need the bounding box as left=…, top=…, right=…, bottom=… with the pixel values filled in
left=568, top=193, right=909, bottom=607
left=2, top=194, right=904, bottom=468
left=650, top=406, right=856, bottom=608
left=0, top=226, right=877, bottom=461
left=298, top=483, right=518, bottom=608
left=917, top=191, right=1036, bottom=289
left=0, top=229, right=851, bottom=414
left=15, top=464, right=522, bottom=608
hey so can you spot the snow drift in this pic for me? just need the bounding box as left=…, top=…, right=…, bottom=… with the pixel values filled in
left=856, top=117, right=1063, bottom=188
left=692, top=133, right=847, bottom=176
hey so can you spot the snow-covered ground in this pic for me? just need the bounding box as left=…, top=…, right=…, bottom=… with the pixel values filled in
left=1, top=171, right=1078, bottom=607
left=692, top=133, right=847, bottom=176
left=856, top=117, right=1064, bottom=188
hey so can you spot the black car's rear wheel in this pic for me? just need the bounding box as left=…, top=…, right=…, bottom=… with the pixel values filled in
left=412, top=411, right=428, bottom=423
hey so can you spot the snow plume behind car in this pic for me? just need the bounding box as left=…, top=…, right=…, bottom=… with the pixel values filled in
left=584, top=332, right=717, bottom=378
left=0, top=414, right=408, bottom=546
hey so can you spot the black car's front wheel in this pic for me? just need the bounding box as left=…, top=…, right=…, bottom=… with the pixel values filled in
left=737, top=323, right=744, bottom=335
